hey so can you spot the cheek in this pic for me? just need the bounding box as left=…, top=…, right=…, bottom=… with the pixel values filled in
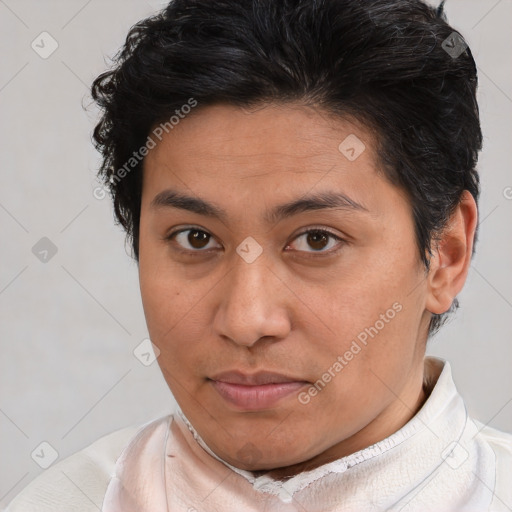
left=138, top=253, right=214, bottom=378
left=139, top=267, right=189, bottom=369
left=309, top=262, right=411, bottom=338
left=301, top=247, right=423, bottom=381
left=139, top=230, right=189, bottom=330
left=298, top=302, right=419, bottom=439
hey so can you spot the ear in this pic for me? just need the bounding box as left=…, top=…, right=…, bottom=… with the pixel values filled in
left=425, top=190, right=478, bottom=315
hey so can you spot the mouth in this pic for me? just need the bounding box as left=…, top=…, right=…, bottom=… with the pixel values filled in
left=207, top=370, right=310, bottom=410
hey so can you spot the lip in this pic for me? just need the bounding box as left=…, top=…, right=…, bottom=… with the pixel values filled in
left=209, top=370, right=307, bottom=386
left=208, top=371, right=309, bottom=410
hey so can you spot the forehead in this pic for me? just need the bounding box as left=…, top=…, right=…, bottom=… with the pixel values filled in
left=140, top=103, right=407, bottom=224
left=143, top=103, right=381, bottom=183
left=147, top=103, right=377, bottom=161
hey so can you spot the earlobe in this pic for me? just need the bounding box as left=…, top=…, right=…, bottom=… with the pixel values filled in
left=425, top=191, right=478, bottom=315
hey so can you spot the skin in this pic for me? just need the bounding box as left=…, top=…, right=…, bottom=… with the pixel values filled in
left=138, top=102, right=477, bottom=478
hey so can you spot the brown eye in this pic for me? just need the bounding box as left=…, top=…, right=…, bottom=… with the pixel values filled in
left=166, top=228, right=220, bottom=252
left=305, top=231, right=330, bottom=251
left=187, top=229, right=210, bottom=249
left=288, top=228, right=345, bottom=254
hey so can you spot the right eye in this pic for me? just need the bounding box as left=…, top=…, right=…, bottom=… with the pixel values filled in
left=164, top=227, right=222, bottom=254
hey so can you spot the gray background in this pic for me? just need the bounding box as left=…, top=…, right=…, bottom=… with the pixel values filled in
left=0, top=0, right=511, bottom=505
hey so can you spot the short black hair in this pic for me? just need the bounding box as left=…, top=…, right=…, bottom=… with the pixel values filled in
left=91, top=0, right=482, bottom=337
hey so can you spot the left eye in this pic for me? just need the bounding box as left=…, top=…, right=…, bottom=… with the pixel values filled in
left=287, top=229, right=344, bottom=254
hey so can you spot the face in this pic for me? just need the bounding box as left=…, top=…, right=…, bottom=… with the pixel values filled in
left=138, top=102, right=431, bottom=476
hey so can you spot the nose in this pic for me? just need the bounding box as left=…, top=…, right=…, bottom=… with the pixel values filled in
left=213, top=255, right=292, bottom=348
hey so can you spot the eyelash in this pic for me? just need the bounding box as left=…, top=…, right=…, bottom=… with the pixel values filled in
left=163, top=226, right=346, bottom=257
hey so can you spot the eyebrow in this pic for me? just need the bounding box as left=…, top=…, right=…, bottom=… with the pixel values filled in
left=150, top=188, right=369, bottom=225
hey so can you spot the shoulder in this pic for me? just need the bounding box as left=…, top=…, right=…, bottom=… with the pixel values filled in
left=472, top=420, right=512, bottom=511
left=3, top=422, right=144, bottom=512
left=474, top=419, right=512, bottom=459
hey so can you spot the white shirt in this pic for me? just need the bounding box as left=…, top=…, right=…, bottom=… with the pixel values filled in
left=4, top=356, right=512, bottom=511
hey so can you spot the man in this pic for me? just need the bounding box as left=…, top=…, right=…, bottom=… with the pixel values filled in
left=5, top=0, right=512, bottom=510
